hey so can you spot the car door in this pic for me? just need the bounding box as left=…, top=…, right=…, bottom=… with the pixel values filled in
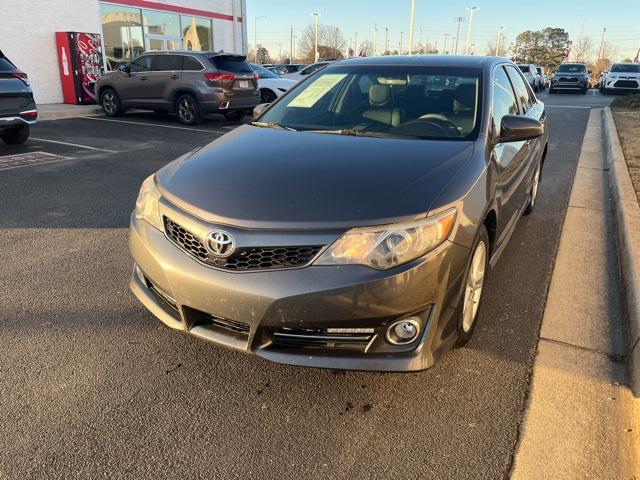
left=116, top=55, right=153, bottom=104
left=490, top=65, right=530, bottom=243
left=504, top=64, right=545, bottom=210
left=146, top=54, right=182, bottom=108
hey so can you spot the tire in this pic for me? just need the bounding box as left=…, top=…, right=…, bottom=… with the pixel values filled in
left=260, top=89, right=278, bottom=104
left=582, top=88, right=588, bottom=95
left=100, top=88, right=124, bottom=117
left=224, top=110, right=245, bottom=121
left=175, top=93, right=202, bottom=125
left=524, top=160, right=541, bottom=215
left=455, top=225, right=490, bottom=346
left=548, top=88, right=555, bottom=94
left=0, top=125, right=29, bottom=145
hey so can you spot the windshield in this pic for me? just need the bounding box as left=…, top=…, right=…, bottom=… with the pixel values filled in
left=610, top=64, right=640, bottom=73
left=257, top=65, right=481, bottom=140
left=557, top=64, right=586, bottom=73
left=252, top=64, right=279, bottom=78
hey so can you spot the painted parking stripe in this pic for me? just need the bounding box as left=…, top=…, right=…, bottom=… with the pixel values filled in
left=30, top=137, right=118, bottom=153
left=85, top=116, right=228, bottom=134
left=0, top=151, right=73, bottom=171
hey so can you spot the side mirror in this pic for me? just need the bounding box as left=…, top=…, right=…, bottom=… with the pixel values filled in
left=253, top=103, right=270, bottom=120
left=497, top=115, right=544, bottom=143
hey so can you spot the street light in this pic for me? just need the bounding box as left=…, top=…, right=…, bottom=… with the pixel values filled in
left=408, top=0, right=416, bottom=54
left=495, top=26, right=504, bottom=56
left=454, top=17, right=465, bottom=55
left=254, top=15, right=266, bottom=64
left=465, top=6, right=479, bottom=55
left=313, top=12, right=320, bottom=62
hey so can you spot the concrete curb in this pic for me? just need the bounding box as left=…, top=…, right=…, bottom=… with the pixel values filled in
left=37, top=105, right=102, bottom=121
left=603, top=107, right=640, bottom=396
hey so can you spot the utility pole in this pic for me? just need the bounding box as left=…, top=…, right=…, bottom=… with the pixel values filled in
left=454, top=17, right=465, bottom=55
left=465, top=7, right=478, bottom=55
left=598, top=27, right=607, bottom=61
left=293, top=34, right=297, bottom=61
left=495, top=26, right=504, bottom=56
left=289, top=27, right=294, bottom=64
left=399, top=31, right=404, bottom=54
left=443, top=33, right=450, bottom=54
left=254, top=15, right=266, bottom=64
left=408, top=0, right=416, bottom=54
left=355, top=32, right=358, bottom=56
left=385, top=26, right=389, bottom=54
left=372, top=24, right=378, bottom=55
left=313, top=12, right=320, bottom=62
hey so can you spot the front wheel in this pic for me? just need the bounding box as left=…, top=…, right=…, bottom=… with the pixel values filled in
left=260, top=89, right=278, bottom=104
left=224, top=110, right=245, bottom=121
left=175, top=94, right=201, bottom=125
left=100, top=88, right=124, bottom=117
left=524, top=161, right=541, bottom=215
left=548, top=88, right=555, bottom=94
left=0, top=125, right=29, bottom=145
left=456, top=226, right=490, bottom=345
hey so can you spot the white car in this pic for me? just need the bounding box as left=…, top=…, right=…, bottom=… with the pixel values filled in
left=251, top=64, right=298, bottom=103
left=600, top=62, right=640, bottom=95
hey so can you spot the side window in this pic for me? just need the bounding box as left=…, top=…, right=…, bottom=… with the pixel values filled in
left=152, top=55, right=181, bottom=71
left=505, top=65, right=535, bottom=113
left=492, top=66, right=519, bottom=136
left=129, top=55, right=152, bottom=72
left=181, top=56, right=203, bottom=71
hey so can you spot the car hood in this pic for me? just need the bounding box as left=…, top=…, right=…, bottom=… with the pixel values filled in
left=156, top=125, right=475, bottom=229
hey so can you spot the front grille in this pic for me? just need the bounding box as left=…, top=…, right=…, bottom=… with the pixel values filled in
left=164, top=217, right=322, bottom=271
left=614, top=80, right=638, bottom=88
left=559, top=77, right=579, bottom=82
left=194, top=311, right=250, bottom=334
left=271, top=328, right=374, bottom=352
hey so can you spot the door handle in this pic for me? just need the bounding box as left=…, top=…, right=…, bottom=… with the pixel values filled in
left=140, top=76, right=148, bottom=81
left=171, top=74, right=179, bottom=79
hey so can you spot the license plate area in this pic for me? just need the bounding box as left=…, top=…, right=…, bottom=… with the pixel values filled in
left=237, top=80, right=250, bottom=89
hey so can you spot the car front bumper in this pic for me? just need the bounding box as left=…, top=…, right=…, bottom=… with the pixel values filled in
left=550, top=79, right=588, bottom=90
left=128, top=208, right=470, bottom=372
left=603, top=78, right=640, bottom=92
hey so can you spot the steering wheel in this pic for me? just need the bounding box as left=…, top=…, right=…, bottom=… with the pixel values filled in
left=417, top=114, right=463, bottom=137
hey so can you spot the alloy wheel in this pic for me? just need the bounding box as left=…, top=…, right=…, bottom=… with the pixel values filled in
left=178, top=97, right=195, bottom=123
left=102, top=92, right=116, bottom=115
left=530, top=163, right=541, bottom=208
left=462, top=241, right=487, bottom=333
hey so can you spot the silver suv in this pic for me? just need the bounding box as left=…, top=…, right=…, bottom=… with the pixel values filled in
left=96, top=51, right=260, bottom=125
left=600, top=63, right=640, bottom=95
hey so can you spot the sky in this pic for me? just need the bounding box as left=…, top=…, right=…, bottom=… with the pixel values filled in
left=246, top=0, right=640, bottom=61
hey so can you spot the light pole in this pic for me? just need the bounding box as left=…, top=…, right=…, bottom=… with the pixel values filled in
left=495, top=26, right=504, bottom=56
left=399, top=31, right=404, bottom=54
left=355, top=32, right=358, bottom=56
left=254, top=15, right=266, bottom=64
left=465, top=6, right=478, bottom=55
left=385, top=27, right=389, bottom=54
left=454, top=17, right=465, bottom=55
left=408, top=0, right=416, bottom=54
left=443, top=33, right=450, bottom=54
left=597, top=27, right=607, bottom=61
left=372, top=24, right=378, bottom=55
left=313, top=12, right=320, bottom=62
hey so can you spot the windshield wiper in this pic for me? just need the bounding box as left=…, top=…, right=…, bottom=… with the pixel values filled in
left=250, top=121, right=297, bottom=131
left=305, top=129, right=419, bottom=139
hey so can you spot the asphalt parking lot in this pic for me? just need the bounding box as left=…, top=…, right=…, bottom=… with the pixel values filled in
left=0, top=91, right=613, bottom=479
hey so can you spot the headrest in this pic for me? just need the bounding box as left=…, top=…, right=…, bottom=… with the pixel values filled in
left=454, top=83, right=476, bottom=110
left=369, top=84, right=392, bottom=107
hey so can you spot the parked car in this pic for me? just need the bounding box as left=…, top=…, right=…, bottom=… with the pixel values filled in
left=0, top=50, right=36, bottom=145
left=267, top=64, right=306, bottom=76
left=96, top=51, right=260, bottom=125
left=251, top=64, right=298, bottom=103
left=283, top=61, right=333, bottom=81
left=535, top=66, right=547, bottom=90
left=129, top=55, right=547, bottom=372
left=517, top=64, right=541, bottom=91
left=599, top=63, right=640, bottom=95
left=548, top=63, right=590, bottom=94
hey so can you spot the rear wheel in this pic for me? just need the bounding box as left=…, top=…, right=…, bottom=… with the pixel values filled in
left=456, top=226, right=489, bottom=346
left=100, top=88, right=124, bottom=117
left=0, top=125, right=29, bottom=145
left=224, top=110, right=245, bottom=121
left=260, top=89, right=277, bottom=104
left=175, top=94, right=201, bottom=125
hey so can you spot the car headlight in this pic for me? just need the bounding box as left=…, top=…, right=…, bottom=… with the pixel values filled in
left=135, top=175, right=163, bottom=231
left=315, top=208, right=457, bottom=270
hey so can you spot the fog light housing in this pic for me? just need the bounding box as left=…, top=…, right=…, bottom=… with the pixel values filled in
left=386, top=317, right=421, bottom=345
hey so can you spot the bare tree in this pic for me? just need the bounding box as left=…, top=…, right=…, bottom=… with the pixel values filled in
left=486, top=40, right=498, bottom=56
left=298, top=24, right=346, bottom=61
left=572, top=36, right=592, bottom=63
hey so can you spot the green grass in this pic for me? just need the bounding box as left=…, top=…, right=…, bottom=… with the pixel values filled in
left=611, top=93, right=640, bottom=109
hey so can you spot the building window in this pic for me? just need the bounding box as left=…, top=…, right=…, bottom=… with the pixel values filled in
left=100, top=4, right=144, bottom=70
left=143, top=10, right=181, bottom=37
left=181, top=16, right=213, bottom=52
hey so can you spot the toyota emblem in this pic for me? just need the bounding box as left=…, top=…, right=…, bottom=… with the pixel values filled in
left=206, top=230, right=235, bottom=257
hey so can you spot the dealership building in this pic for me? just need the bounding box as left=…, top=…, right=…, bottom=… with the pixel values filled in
left=1, top=0, right=248, bottom=104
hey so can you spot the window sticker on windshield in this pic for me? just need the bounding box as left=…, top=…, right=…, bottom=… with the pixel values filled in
left=288, top=74, right=347, bottom=108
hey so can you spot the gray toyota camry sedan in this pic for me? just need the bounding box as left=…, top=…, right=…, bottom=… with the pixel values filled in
left=129, top=55, right=547, bottom=371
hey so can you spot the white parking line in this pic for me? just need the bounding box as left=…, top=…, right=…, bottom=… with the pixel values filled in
left=84, top=116, right=228, bottom=134
left=30, top=137, right=118, bottom=153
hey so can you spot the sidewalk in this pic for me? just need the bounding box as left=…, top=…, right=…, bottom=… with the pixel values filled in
left=37, top=103, right=101, bottom=121
left=511, top=109, right=640, bottom=479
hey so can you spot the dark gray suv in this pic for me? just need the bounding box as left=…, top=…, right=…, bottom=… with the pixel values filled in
left=0, top=50, right=37, bottom=145
left=96, top=51, right=260, bottom=125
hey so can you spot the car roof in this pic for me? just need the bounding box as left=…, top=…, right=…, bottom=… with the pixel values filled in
left=612, top=62, right=638, bottom=65
left=338, top=55, right=506, bottom=69
left=139, top=50, right=244, bottom=57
